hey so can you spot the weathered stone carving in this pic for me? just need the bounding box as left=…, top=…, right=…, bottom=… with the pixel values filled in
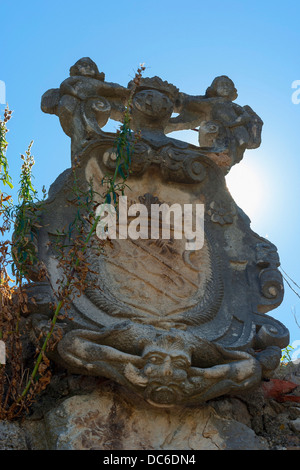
left=41, top=57, right=129, bottom=155
left=207, top=201, right=236, bottom=225
left=25, top=59, right=289, bottom=407
left=166, top=75, right=263, bottom=170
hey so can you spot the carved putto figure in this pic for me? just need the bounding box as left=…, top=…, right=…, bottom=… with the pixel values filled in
left=41, top=57, right=129, bottom=155
left=23, top=59, right=288, bottom=407
left=166, top=75, right=263, bottom=170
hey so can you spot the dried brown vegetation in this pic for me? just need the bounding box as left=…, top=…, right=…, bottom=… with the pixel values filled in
left=0, top=65, right=146, bottom=419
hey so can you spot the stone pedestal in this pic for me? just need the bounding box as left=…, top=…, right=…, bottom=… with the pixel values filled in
left=27, top=381, right=267, bottom=450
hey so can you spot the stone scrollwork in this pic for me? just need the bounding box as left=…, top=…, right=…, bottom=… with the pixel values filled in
left=102, top=143, right=208, bottom=184
left=254, top=241, right=284, bottom=313
left=21, top=58, right=290, bottom=407
left=160, top=147, right=207, bottom=183
left=259, top=268, right=283, bottom=301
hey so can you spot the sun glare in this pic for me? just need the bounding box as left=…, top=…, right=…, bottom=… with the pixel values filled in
left=225, top=161, right=267, bottom=225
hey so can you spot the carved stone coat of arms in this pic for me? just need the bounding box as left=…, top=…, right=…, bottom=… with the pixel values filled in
left=24, top=58, right=289, bottom=407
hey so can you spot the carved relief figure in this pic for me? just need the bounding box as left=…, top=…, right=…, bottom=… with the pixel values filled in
left=200, top=76, right=263, bottom=164
left=41, top=57, right=129, bottom=155
left=166, top=75, right=263, bottom=169
left=57, top=324, right=262, bottom=407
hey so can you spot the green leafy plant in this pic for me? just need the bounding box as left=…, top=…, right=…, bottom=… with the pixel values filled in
left=0, top=108, right=51, bottom=418
left=102, top=64, right=145, bottom=207
left=280, top=344, right=294, bottom=365
left=0, top=106, right=13, bottom=191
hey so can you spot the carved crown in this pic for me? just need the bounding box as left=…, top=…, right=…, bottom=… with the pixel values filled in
left=128, top=76, right=179, bottom=101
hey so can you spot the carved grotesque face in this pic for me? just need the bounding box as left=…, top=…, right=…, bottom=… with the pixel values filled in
left=132, top=90, right=173, bottom=123
left=141, top=347, right=191, bottom=407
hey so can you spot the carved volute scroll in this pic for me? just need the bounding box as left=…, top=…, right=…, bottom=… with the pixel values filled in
left=24, top=58, right=289, bottom=407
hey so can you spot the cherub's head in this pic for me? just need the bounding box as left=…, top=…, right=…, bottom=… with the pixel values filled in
left=206, top=76, right=238, bottom=101
left=69, top=57, right=105, bottom=81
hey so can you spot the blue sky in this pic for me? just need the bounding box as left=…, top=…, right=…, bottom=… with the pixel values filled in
left=1, top=0, right=300, bottom=349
